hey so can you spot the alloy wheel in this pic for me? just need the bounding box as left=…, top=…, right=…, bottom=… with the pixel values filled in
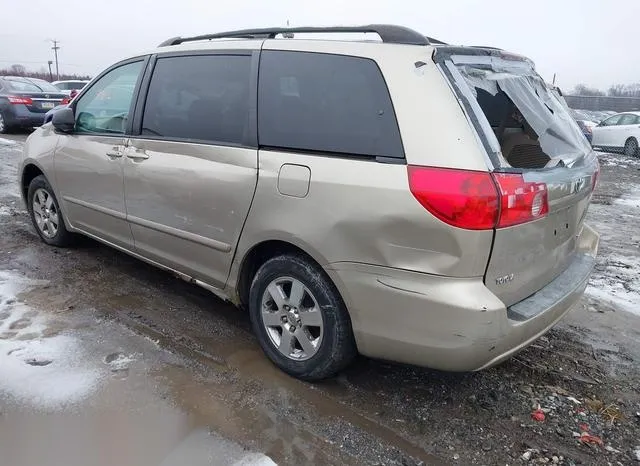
left=260, top=276, right=324, bottom=361
left=32, top=188, right=59, bottom=238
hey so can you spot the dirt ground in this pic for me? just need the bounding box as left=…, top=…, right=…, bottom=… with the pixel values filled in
left=0, top=132, right=639, bottom=465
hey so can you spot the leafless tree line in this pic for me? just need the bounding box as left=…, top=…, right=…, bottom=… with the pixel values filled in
left=2, top=64, right=91, bottom=82
left=572, top=83, right=640, bottom=98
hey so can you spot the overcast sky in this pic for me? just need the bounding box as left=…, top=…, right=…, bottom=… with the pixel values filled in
left=0, top=0, right=636, bottom=91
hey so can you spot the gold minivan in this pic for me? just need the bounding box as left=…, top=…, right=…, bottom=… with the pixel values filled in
left=19, top=25, right=599, bottom=380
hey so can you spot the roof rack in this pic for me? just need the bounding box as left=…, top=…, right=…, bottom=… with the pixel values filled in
left=159, top=25, right=431, bottom=47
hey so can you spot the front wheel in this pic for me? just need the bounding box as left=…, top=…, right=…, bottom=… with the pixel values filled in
left=624, top=137, right=638, bottom=157
left=248, top=254, right=357, bottom=380
left=27, top=175, right=75, bottom=247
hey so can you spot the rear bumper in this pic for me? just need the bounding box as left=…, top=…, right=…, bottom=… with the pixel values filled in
left=327, top=223, right=599, bottom=371
left=3, top=105, right=46, bottom=128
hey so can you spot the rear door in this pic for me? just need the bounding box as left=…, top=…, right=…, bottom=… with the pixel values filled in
left=613, top=113, right=638, bottom=147
left=124, top=51, right=259, bottom=288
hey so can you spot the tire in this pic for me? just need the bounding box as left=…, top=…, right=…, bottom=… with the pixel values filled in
left=0, top=112, right=11, bottom=134
left=248, top=254, right=357, bottom=380
left=27, top=175, right=75, bottom=247
left=623, top=137, right=638, bottom=157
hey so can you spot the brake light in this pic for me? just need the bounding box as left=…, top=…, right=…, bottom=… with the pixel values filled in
left=7, top=95, right=33, bottom=105
left=492, top=173, right=548, bottom=228
left=407, top=166, right=499, bottom=230
left=407, top=166, right=549, bottom=230
left=61, top=97, right=71, bottom=105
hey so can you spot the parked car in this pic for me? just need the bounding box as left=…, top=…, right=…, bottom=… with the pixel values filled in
left=591, top=112, right=640, bottom=156
left=19, top=25, right=600, bottom=380
left=51, top=80, right=90, bottom=96
left=44, top=104, right=69, bottom=124
left=0, top=76, right=67, bottom=133
left=575, top=119, right=597, bottom=143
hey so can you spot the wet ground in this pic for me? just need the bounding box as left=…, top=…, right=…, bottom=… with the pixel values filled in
left=0, top=132, right=639, bottom=465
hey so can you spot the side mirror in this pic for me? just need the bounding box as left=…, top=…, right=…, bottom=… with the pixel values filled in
left=52, top=107, right=75, bottom=133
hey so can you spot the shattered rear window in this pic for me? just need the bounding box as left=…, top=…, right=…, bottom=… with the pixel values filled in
left=445, top=56, right=592, bottom=169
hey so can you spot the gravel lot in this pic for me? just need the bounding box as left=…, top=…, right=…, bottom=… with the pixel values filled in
left=1, top=131, right=638, bottom=465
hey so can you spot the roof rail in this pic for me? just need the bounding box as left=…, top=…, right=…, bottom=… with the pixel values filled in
left=158, top=25, right=431, bottom=47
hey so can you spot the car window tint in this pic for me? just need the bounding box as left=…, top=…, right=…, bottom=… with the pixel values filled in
left=141, top=55, right=251, bottom=145
left=619, top=114, right=637, bottom=125
left=601, top=115, right=622, bottom=126
left=74, top=61, right=143, bottom=134
left=258, top=51, right=403, bottom=159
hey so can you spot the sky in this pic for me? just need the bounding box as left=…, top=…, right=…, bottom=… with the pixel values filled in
left=0, top=0, right=637, bottom=92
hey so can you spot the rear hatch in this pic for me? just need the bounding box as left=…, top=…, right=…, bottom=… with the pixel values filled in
left=5, top=78, right=66, bottom=113
left=434, top=48, right=599, bottom=307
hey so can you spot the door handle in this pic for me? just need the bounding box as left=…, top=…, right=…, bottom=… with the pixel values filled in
left=126, top=151, right=149, bottom=161
left=106, top=148, right=123, bottom=158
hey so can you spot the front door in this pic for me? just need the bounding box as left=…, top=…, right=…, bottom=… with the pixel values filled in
left=54, top=60, right=146, bottom=249
left=594, top=114, right=622, bottom=147
left=123, top=53, right=258, bottom=288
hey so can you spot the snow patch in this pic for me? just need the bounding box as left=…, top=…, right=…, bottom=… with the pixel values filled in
left=585, top=284, right=640, bottom=316
left=613, top=185, right=640, bottom=208
left=105, top=352, right=137, bottom=371
left=586, top=251, right=640, bottom=316
left=0, top=137, right=16, bottom=146
left=0, top=271, right=103, bottom=408
left=233, top=455, right=278, bottom=466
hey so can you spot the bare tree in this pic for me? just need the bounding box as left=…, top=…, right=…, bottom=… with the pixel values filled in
left=608, top=83, right=640, bottom=98
left=9, top=64, right=26, bottom=75
left=572, top=84, right=605, bottom=96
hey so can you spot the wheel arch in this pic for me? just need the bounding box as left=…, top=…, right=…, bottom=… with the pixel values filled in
left=21, top=163, right=46, bottom=204
left=233, top=238, right=350, bottom=319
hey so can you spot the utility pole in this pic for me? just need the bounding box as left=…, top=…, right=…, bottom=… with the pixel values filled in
left=47, top=61, right=53, bottom=81
left=50, top=40, right=60, bottom=80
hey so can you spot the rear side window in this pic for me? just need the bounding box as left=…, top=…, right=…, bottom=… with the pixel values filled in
left=142, top=54, right=252, bottom=145
left=601, top=115, right=622, bottom=126
left=619, top=114, right=637, bottom=125
left=258, top=51, right=403, bottom=159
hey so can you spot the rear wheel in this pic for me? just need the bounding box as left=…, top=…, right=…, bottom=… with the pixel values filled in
left=624, top=137, right=638, bottom=157
left=248, top=254, right=357, bottom=380
left=27, top=175, right=75, bottom=247
left=0, top=112, right=10, bottom=134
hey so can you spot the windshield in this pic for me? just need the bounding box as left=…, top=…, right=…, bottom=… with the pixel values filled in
left=6, top=78, right=62, bottom=93
left=445, top=56, right=592, bottom=169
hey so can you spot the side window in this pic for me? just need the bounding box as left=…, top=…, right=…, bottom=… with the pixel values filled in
left=74, top=61, right=143, bottom=134
left=141, top=55, right=252, bottom=145
left=619, top=114, right=636, bottom=126
left=258, top=51, right=403, bottom=159
left=601, top=115, right=621, bottom=126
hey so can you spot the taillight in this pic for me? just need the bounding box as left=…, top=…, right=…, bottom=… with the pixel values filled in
left=7, top=95, right=33, bottom=105
left=61, top=97, right=71, bottom=105
left=492, top=173, right=548, bottom=228
left=407, top=166, right=499, bottom=230
left=407, top=166, right=549, bottom=230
